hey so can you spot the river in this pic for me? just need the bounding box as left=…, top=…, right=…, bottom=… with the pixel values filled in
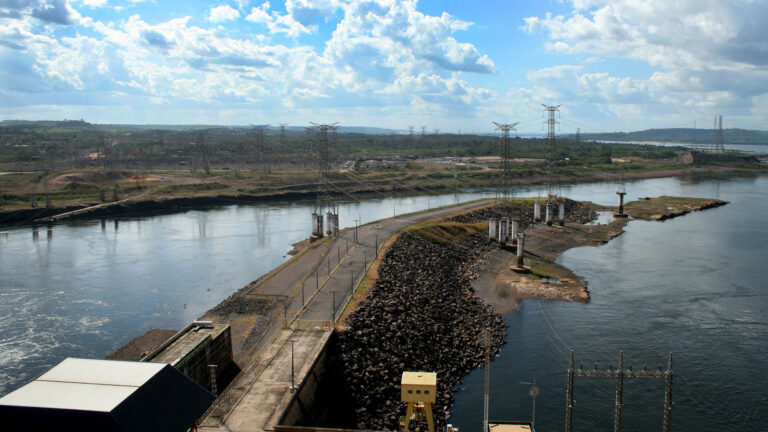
left=597, top=140, right=768, bottom=154
left=451, top=175, right=768, bottom=431
left=1, top=176, right=767, bottom=432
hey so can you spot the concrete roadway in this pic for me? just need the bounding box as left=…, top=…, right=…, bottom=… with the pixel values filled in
left=291, top=198, right=493, bottom=323
left=199, top=199, right=492, bottom=431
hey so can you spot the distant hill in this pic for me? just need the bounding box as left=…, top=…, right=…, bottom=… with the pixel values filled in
left=573, top=128, right=768, bottom=145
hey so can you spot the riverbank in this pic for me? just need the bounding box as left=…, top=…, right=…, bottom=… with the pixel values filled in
left=469, top=196, right=726, bottom=314
left=326, top=195, right=727, bottom=428
left=101, top=195, right=726, bottom=427
left=0, top=164, right=759, bottom=225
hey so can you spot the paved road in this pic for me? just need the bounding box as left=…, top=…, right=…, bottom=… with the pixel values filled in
left=289, top=199, right=494, bottom=322
left=199, top=199, right=493, bottom=430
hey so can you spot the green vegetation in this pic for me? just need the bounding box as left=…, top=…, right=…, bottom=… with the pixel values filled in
left=624, top=196, right=726, bottom=220
left=0, top=120, right=683, bottom=171
left=0, top=120, right=763, bottom=216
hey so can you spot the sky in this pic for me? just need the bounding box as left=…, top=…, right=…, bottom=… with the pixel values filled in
left=1, top=0, right=767, bottom=134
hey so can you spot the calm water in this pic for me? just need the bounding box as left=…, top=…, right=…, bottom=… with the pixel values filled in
left=600, top=140, right=768, bottom=154
left=451, top=176, right=768, bottom=431
left=1, top=176, right=766, bottom=432
left=0, top=190, right=489, bottom=395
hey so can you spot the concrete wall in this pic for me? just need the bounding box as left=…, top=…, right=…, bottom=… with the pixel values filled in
left=176, top=327, right=234, bottom=394
left=278, top=331, right=331, bottom=427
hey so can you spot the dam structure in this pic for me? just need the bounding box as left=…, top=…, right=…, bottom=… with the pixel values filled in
left=196, top=199, right=494, bottom=432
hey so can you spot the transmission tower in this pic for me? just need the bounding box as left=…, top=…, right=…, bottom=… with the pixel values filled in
left=196, top=130, right=211, bottom=175
left=543, top=104, right=561, bottom=203
left=712, top=115, right=725, bottom=153
left=433, top=128, right=440, bottom=135
left=251, top=124, right=270, bottom=173
left=421, top=126, right=427, bottom=138
left=575, top=127, right=581, bottom=143
left=692, top=120, right=696, bottom=142
left=304, top=127, right=314, bottom=170
left=309, top=122, right=339, bottom=238
left=493, top=121, right=519, bottom=202
left=408, top=125, right=415, bottom=141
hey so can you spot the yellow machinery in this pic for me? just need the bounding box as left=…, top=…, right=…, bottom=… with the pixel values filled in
left=400, top=371, right=436, bottom=432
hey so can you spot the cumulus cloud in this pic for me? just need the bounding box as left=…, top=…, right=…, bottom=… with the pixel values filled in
left=245, top=1, right=313, bottom=37
left=0, top=0, right=499, bottom=126
left=1, top=0, right=81, bottom=24
left=80, top=0, right=108, bottom=8
left=520, top=0, right=768, bottom=128
left=207, top=4, right=240, bottom=23
left=285, top=0, right=339, bottom=26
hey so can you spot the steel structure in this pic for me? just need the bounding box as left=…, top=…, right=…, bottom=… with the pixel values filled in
left=196, top=130, right=211, bottom=175
left=309, top=122, right=339, bottom=236
left=250, top=124, right=270, bottom=173
left=542, top=104, right=561, bottom=203
left=565, top=350, right=674, bottom=432
left=712, top=115, right=725, bottom=153
left=493, top=121, right=519, bottom=202
left=408, top=125, right=415, bottom=141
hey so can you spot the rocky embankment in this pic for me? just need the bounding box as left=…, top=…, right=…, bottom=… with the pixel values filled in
left=336, top=231, right=506, bottom=431
left=451, top=198, right=597, bottom=225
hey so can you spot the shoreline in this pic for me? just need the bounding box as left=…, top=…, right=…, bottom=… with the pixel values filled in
left=471, top=196, right=727, bottom=314
left=100, top=195, right=729, bottom=428
left=0, top=165, right=757, bottom=226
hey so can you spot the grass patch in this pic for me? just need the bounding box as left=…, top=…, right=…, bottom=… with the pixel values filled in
left=624, top=195, right=722, bottom=220
left=407, top=220, right=485, bottom=243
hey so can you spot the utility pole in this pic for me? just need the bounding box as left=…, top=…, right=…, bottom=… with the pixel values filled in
left=289, top=339, right=295, bottom=392
left=331, top=290, right=337, bottom=321
left=566, top=350, right=574, bottom=432
left=520, top=377, right=539, bottom=430
left=482, top=328, right=491, bottom=432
